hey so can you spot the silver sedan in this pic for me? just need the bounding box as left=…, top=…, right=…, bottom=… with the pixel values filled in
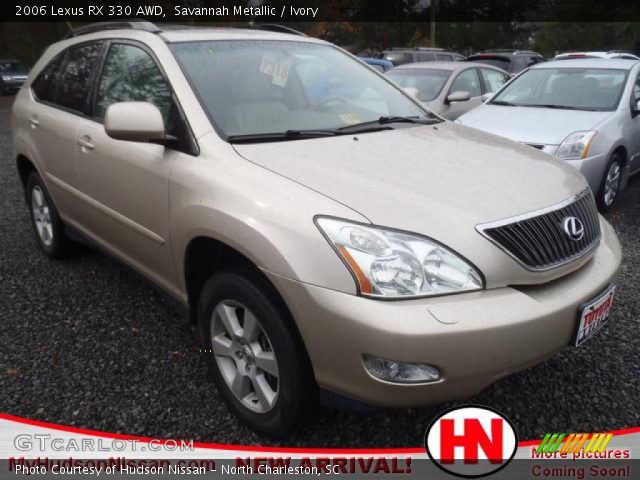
left=385, top=61, right=510, bottom=120
left=458, top=58, right=640, bottom=211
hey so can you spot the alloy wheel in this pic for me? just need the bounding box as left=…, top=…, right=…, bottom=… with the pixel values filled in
left=604, top=161, right=621, bottom=207
left=210, top=300, right=279, bottom=413
left=31, top=185, right=53, bottom=246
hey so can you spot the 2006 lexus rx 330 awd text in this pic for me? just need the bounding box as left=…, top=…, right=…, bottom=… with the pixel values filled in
left=12, top=22, right=621, bottom=435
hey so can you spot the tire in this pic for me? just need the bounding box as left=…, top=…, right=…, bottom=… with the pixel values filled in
left=26, top=172, right=70, bottom=258
left=596, top=154, right=623, bottom=212
left=197, top=270, right=316, bottom=436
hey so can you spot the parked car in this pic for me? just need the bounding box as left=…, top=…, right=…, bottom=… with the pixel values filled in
left=13, top=22, right=621, bottom=435
left=457, top=58, right=640, bottom=211
left=554, top=51, right=640, bottom=61
left=386, top=61, right=510, bottom=119
left=359, top=57, right=394, bottom=72
left=0, top=59, right=29, bottom=95
left=466, top=50, right=546, bottom=76
left=383, top=47, right=465, bottom=66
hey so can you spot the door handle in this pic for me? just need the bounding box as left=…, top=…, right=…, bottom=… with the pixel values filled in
left=77, top=135, right=95, bottom=151
left=28, top=115, right=39, bottom=128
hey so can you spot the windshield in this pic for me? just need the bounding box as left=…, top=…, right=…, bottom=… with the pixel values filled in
left=491, top=67, right=628, bottom=111
left=386, top=69, right=451, bottom=102
left=171, top=40, right=430, bottom=138
left=0, top=61, right=25, bottom=72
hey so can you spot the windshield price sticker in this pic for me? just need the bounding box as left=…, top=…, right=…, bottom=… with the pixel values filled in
left=259, top=52, right=293, bottom=87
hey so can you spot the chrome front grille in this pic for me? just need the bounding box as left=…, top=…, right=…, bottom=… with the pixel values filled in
left=477, top=190, right=601, bottom=271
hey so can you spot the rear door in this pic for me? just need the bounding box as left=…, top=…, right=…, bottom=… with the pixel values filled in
left=443, top=67, right=483, bottom=119
left=27, top=41, right=104, bottom=222
left=74, top=41, right=194, bottom=295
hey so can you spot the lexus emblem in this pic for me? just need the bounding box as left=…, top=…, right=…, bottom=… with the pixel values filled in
left=563, top=217, right=584, bottom=241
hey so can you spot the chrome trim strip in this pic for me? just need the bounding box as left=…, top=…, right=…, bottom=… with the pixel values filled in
left=475, top=189, right=601, bottom=272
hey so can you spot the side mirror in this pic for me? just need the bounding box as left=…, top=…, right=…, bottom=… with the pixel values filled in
left=403, top=86, right=420, bottom=99
left=446, top=91, right=471, bottom=104
left=634, top=99, right=640, bottom=116
left=481, top=92, right=494, bottom=103
left=104, top=102, right=165, bottom=143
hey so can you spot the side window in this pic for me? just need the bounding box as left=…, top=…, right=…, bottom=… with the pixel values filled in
left=512, top=57, right=526, bottom=72
left=31, top=55, right=62, bottom=102
left=416, top=53, right=435, bottom=62
left=450, top=68, right=482, bottom=97
left=480, top=68, right=509, bottom=93
left=437, top=54, right=453, bottom=61
left=95, top=43, right=193, bottom=152
left=95, top=44, right=172, bottom=122
left=56, top=42, right=103, bottom=113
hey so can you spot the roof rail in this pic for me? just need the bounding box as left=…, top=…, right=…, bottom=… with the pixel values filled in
left=63, top=20, right=161, bottom=39
left=249, top=23, right=308, bottom=37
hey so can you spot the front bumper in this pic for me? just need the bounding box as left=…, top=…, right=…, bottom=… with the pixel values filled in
left=264, top=218, right=621, bottom=408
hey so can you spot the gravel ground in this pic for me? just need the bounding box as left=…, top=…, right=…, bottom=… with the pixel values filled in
left=0, top=95, right=638, bottom=448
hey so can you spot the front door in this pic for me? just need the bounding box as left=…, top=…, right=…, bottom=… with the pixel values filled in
left=74, top=42, right=183, bottom=296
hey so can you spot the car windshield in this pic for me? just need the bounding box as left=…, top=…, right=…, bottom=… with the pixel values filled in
left=0, top=61, right=24, bottom=72
left=491, top=67, right=628, bottom=111
left=170, top=40, right=432, bottom=139
left=385, top=69, right=451, bottom=102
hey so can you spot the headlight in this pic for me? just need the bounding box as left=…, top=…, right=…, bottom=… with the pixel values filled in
left=316, top=217, right=483, bottom=298
left=1, top=75, right=12, bottom=81
left=556, top=131, right=597, bottom=160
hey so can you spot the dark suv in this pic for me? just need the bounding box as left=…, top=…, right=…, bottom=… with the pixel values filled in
left=383, top=47, right=465, bottom=66
left=466, top=50, right=546, bottom=76
left=0, top=59, right=28, bottom=95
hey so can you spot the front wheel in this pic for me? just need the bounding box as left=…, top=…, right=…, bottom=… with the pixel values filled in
left=198, top=271, right=316, bottom=436
left=596, top=154, right=623, bottom=213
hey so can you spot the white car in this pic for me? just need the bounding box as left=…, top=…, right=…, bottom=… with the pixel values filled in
left=457, top=59, right=640, bottom=211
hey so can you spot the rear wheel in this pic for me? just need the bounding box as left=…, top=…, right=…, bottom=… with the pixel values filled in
left=596, top=154, right=622, bottom=212
left=198, top=271, right=316, bottom=435
left=26, top=172, right=70, bottom=258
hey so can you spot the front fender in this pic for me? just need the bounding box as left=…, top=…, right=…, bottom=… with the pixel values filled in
left=169, top=135, right=367, bottom=299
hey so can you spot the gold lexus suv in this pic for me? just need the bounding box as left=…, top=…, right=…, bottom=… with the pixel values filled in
left=11, top=22, right=621, bottom=435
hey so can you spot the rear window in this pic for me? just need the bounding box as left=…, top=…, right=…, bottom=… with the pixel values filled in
left=31, top=56, right=62, bottom=102
left=468, top=56, right=512, bottom=72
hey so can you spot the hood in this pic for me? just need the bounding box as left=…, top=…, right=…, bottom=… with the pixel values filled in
left=233, top=122, right=589, bottom=286
left=457, top=104, right=613, bottom=145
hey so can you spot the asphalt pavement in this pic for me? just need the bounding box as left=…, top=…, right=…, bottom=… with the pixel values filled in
left=0, top=95, right=638, bottom=447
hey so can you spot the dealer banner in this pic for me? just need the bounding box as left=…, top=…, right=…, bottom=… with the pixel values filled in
left=1, top=414, right=637, bottom=479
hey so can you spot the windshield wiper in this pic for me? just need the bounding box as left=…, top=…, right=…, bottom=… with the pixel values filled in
left=338, top=115, right=437, bottom=132
left=520, top=104, right=600, bottom=111
left=490, top=100, right=517, bottom=106
left=227, top=129, right=338, bottom=144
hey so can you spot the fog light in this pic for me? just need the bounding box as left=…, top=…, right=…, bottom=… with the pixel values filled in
left=363, top=354, right=441, bottom=384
